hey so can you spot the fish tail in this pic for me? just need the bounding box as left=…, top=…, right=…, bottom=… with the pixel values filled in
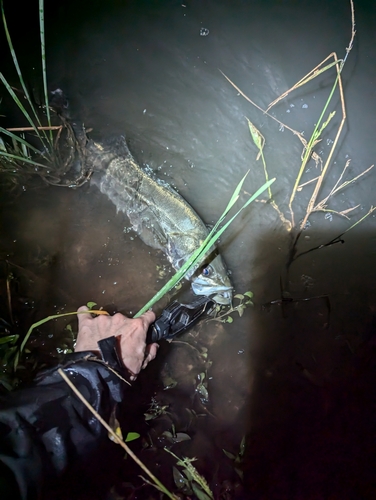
left=86, top=135, right=132, bottom=171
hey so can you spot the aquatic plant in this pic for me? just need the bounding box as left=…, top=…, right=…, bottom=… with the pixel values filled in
left=221, top=0, right=374, bottom=296
left=223, top=436, right=246, bottom=480
left=0, top=0, right=52, bottom=164
left=208, top=291, right=254, bottom=324
left=0, top=0, right=91, bottom=189
left=166, top=448, right=214, bottom=500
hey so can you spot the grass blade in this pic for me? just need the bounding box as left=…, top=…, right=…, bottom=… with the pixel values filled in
left=0, top=0, right=49, bottom=146
left=16, top=310, right=109, bottom=368
left=218, top=169, right=249, bottom=225
left=39, top=0, right=52, bottom=142
left=0, top=126, right=45, bottom=156
left=0, top=73, right=47, bottom=145
left=0, top=150, right=50, bottom=168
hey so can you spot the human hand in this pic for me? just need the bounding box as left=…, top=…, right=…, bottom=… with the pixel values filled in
left=75, top=306, right=159, bottom=379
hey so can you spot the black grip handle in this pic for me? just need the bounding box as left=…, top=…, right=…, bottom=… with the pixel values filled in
left=146, top=297, right=214, bottom=344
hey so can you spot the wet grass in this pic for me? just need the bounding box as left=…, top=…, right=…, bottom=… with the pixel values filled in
left=0, top=0, right=92, bottom=190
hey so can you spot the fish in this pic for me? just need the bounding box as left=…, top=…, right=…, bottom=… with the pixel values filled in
left=85, top=135, right=233, bottom=304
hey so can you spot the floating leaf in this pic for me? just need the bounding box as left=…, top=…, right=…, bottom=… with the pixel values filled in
left=86, top=301, right=97, bottom=310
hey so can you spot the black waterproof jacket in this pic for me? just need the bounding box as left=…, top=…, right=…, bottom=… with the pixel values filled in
left=0, top=337, right=130, bottom=500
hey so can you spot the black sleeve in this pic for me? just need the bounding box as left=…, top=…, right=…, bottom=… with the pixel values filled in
left=0, top=336, right=130, bottom=500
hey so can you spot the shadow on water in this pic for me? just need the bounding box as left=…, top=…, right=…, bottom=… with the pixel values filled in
left=1, top=0, right=376, bottom=497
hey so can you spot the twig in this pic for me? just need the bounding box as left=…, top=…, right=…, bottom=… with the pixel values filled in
left=293, top=205, right=376, bottom=261
left=297, top=176, right=320, bottom=191
left=6, top=126, right=62, bottom=132
left=266, top=56, right=341, bottom=112
left=314, top=163, right=374, bottom=211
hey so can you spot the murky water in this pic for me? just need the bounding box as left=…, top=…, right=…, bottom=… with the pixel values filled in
left=1, top=0, right=376, bottom=497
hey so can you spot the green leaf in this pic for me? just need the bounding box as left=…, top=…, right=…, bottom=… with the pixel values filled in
left=144, top=412, right=156, bottom=421
left=182, top=468, right=194, bottom=482
left=244, top=291, right=254, bottom=299
left=235, top=467, right=244, bottom=480
left=0, top=379, right=13, bottom=391
left=0, top=150, right=50, bottom=168
left=196, top=384, right=209, bottom=401
left=239, top=435, right=246, bottom=457
left=0, top=127, right=44, bottom=156
left=86, top=301, right=97, bottom=310
left=234, top=293, right=244, bottom=300
left=174, top=433, right=191, bottom=443
left=39, top=0, right=52, bottom=141
left=173, top=466, right=190, bottom=490
left=247, top=119, right=263, bottom=151
left=0, top=334, right=18, bottom=345
left=1, top=0, right=49, bottom=147
left=125, top=432, right=140, bottom=442
left=192, top=483, right=213, bottom=500
left=226, top=316, right=233, bottom=323
left=237, top=305, right=245, bottom=317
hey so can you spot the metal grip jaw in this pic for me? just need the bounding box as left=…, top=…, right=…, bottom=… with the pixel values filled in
left=146, top=296, right=215, bottom=344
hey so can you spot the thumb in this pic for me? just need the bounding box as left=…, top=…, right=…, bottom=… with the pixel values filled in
left=77, top=305, right=91, bottom=327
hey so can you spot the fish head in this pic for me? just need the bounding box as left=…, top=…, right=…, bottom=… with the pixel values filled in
left=191, top=254, right=233, bottom=305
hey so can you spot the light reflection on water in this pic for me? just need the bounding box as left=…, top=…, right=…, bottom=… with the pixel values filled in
left=2, top=0, right=376, bottom=496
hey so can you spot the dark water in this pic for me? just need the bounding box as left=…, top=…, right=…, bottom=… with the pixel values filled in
left=1, top=0, right=376, bottom=498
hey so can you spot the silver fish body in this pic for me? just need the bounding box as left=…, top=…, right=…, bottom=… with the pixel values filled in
left=86, top=136, right=232, bottom=304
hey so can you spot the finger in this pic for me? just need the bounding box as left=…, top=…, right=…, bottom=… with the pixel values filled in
left=142, top=343, right=159, bottom=369
left=77, top=305, right=92, bottom=327
left=77, top=305, right=90, bottom=313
